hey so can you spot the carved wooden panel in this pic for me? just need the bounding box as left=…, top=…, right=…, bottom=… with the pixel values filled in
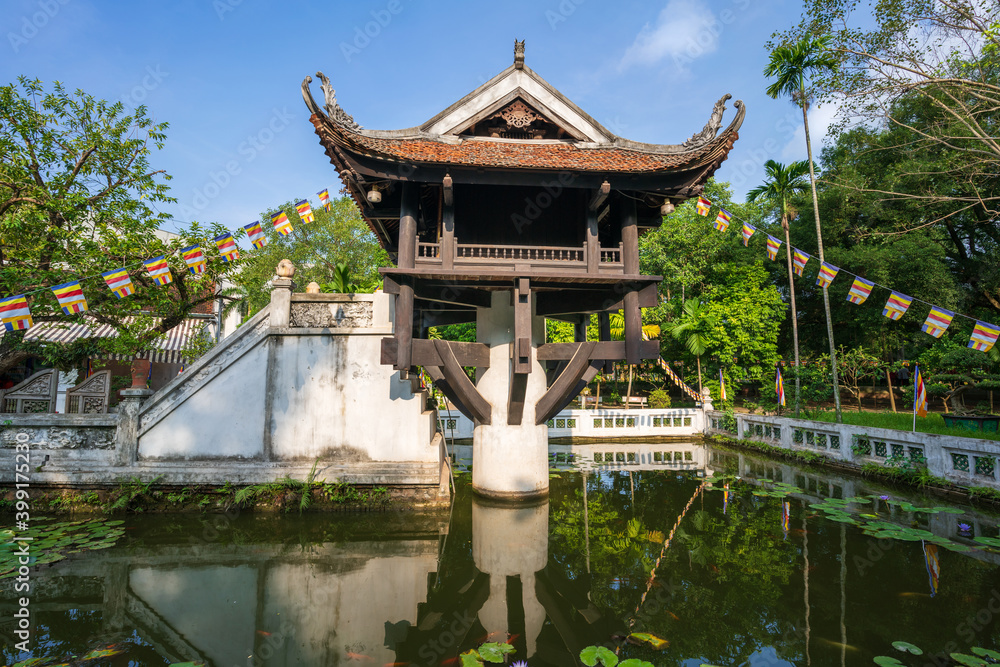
left=65, top=370, right=111, bottom=414
left=0, top=369, right=57, bottom=414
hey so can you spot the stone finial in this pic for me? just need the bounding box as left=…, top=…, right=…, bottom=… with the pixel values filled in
left=276, top=259, right=296, bottom=278
left=514, top=39, right=525, bottom=69
left=306, top=282, right=321, bottom=294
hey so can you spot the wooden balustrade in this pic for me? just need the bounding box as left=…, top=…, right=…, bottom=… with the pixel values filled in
left=412, top=240, right=624, bottom=272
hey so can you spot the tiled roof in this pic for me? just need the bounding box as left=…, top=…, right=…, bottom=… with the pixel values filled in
left=311, top=114, right=740, bottom=174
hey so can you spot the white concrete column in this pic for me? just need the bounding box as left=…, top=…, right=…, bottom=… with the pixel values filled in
left=472, top=497, right=548, bottom=659
left=115, top=388, right=154, bottom=466
left=472, top=291, right=549, bottom=499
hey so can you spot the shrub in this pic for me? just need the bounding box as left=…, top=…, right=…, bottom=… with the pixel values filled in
left=648, top=388, right=671, bottom=409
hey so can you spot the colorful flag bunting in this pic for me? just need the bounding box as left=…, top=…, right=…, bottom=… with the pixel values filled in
left=781, top=500, right=791, bottom=536
left=921, top=306, right=954, bottom=338
left=271, top=210, right=293, bottom=236
left=0, top=294, right=32, bottom=331
left=295, top=199, right=314, bottom=224
left=741, top=222, right=756, bottom=247
left=792, top=248, right=810, bottom=276
left=723, top=482, right=729, bottom=515
left=143, top=256, right=173, bottom=286
left=244, top=222, right=267, bottom=249
left=181, top=245, right=207, bottom=275
left=775, top=365, right=786, bottom=406
left=969, top=321, right=1000, bottom=353
left=696, top=196, right=712, bottom=216
left=719, top=368, right=727, bottom=401
left=51, top=281, right=88, bottom=315
left=766, top=235, right=782, bottom=261
left=714, top=209, right=731, bottom=232
left=318, top=188, right=331, bottom=212
left=816, top=262, right=840, bottom=288
left=214, top=233, right=240, bottom=262
left=102, top=268, right=134, bottom=298
left=847, top=277, right=874, bottom=305
left=914, top=364, right=927, bottom=418
left=883, top=291, right=912, bottom=320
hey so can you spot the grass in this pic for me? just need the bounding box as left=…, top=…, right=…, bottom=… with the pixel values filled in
left=803, top=409, right=1000, bottom=442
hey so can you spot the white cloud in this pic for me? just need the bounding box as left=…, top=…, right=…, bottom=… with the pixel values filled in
left=780, top=102, right=841, bottom=163
left=618, top=0, right=720, bottom=72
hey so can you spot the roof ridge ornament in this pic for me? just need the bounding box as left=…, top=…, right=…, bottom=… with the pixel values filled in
left=514, top=39, right=525, bottom=70
left=301, top=71, right=362, bottom=131
left=680, top=94, right=732, bottom=150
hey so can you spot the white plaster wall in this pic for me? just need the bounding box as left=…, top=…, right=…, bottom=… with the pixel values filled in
left=268, top=334, right=435, bottom=462
left=137, top=340, right=268, bottom=460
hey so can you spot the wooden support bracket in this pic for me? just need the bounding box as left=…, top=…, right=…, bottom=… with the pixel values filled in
left=433, top=339, right=491, bottom=425
left=535, top=341, right=597, bottom=425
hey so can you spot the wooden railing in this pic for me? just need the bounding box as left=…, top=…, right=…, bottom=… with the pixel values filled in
left=413, top=240, right=624, bottom=271
left=457, top=243, right=584, bottom=263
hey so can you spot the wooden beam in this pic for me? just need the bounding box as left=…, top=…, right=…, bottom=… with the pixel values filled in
left=514, top=277, right=531, bottom=374
left=395, top=286, right=413, bottom=371
left=507, top=371, right=527, bottom=426
left=418, top=309, right=477, bottom=328
left=442, top=173, right=454, bottom=207
left=425, top=366, right=477, bottom=424
left=535, top=342, right=597, bottom=424
left=381, top=338, right=490, bottom=368
left=433, top=339, right=491, bottom=424
left=535, top=283, right=657, bottom=316
left=586, top=206, right=599, bottom=275
left=536, top=340, right=659, bottom=361
left=413, top=282, right=491, bottom=308
left=588, top=180, right=611, bottom=212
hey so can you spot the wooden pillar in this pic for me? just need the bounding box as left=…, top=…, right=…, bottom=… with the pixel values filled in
left=621, top=196, right=641, bottom=364
left=574, top=320, right=588, bottom=343
left=396, top=182, right=418, bottom=371
left=441, top=176, right=455, bottom=270
left=586, top=207, right=599, bottom=275
left=514, top=277, right=531, bottom=374
left=598, top=311, right=613, bottom=373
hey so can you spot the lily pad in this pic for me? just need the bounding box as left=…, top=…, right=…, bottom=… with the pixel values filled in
left=892, top=641, right=923, bottom=655
left=973, top=536, right=1000, bottom=548
left=972, top=647, right=1000, bottom=660
left=873, top=657, right=905, bottom=666
left=951, top=653, right=988, bottom=667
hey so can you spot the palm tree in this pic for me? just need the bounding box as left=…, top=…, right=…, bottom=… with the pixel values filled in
left=747, top=159, right=809, bottom=416
left=668, top=299, right=718, bottom=394
left=765, top=33, right=843, bottom=423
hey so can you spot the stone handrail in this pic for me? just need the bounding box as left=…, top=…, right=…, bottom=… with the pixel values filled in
left=705, top=410, right=1000, bottom=490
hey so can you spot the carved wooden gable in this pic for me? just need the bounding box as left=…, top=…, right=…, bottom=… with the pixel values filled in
left=461, top=98, right=571, bottom=140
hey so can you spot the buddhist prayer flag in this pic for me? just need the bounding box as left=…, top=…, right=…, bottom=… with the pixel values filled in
left=181, top=245, right=207, bottom=274
left=271, top=210, right=293, bottom=236
left=969, top=321, right=1000, bottom=352
left=719, top=368, right=727, bottom=401
left=696, top=196, right=712, bottom=216
left=723, top=482, right=730, bottom=515
left=924, top=542, right=939, bottom=597
left=775, top=366, right=786, bottom=406
left=143, top=256, right=173, bottom=286
left=214, top=233, right=240, bottom=262
left=0, top=294, right=32, bottom=331
left=914, top=364, right=927, bottom=418
left=816, top=262, right=839, bottom=288
left=295, top=199, right=314, bottom=224
left=781, top=501, right=791, bottom=536
left=318, top=188, right=331, bottom=211
left=847, top=277, right=874, bottom=305
left=244, top=222, right=267, bottom=249
left=714, top=209, right=731, bottom=232
left=922, top=306, right=954, bottom=338
left=766, top=235, right=782, bottom=261
left=51, top=281, right=88, bottom=315
left=792, top=248, right=810, bottom=276
left=883, top=291, right=912, bottom=320
left=741, top=222, right=756, bottom=247
left=102, top=268, right=134, bottom=298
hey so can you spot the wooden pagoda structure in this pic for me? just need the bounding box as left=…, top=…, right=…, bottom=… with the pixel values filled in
left=303, top=42, right=744, bottom=498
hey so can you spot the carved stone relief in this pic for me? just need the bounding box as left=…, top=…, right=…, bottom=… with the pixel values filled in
left=290, top=301, right=373, bottom=328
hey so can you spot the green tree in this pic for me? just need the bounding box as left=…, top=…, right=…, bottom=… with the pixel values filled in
left=747, top=159, right=810, bottom=415
left=765, top=33, right=844, bottom=422
left=0, top=77, right=233, bottom=373
left=668, top=299, right=719, bottom=394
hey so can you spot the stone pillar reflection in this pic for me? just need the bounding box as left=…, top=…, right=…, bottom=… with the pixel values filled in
left=472, top=497, right=548, bottom=660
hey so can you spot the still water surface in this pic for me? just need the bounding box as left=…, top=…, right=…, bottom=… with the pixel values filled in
left=4, top=442, right=1000, bottom=666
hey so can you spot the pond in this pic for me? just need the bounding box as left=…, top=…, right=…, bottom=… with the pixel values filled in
left=4, top=442, right=1000, bottom=667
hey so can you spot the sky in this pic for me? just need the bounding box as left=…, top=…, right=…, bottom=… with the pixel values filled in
left=2, top=0, right=838, bottom=234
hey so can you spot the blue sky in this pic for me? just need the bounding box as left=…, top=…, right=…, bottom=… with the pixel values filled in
left=3, top=0, right=836, bottom=234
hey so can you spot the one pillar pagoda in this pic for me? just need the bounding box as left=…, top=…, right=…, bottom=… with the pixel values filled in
left=302, top=41, right=744, bottom=500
